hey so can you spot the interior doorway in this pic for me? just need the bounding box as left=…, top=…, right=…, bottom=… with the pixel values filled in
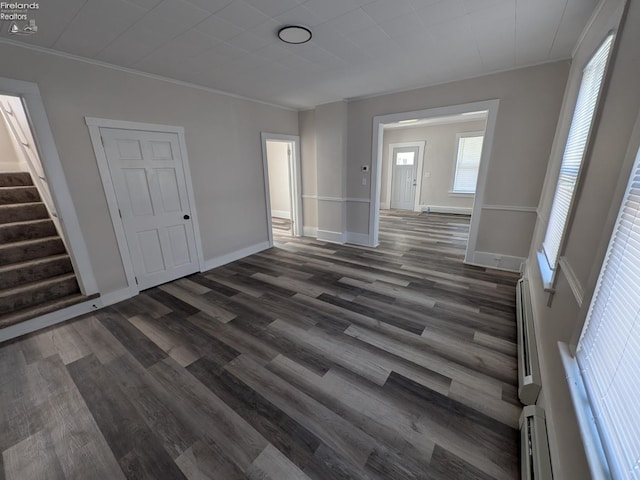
left=371, top=100, right=500, bottom=266
left=0, top=78, right=97, bottom=298
left=261, top=133, right=302, bottom=245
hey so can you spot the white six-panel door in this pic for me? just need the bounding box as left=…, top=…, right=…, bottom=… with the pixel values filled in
left=101, top=128, right=199, bottom=289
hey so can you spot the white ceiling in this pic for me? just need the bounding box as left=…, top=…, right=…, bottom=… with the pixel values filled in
left=0, top=0, right=599, bottom=109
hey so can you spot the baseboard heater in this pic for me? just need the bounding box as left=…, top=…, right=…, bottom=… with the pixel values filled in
left=516, top=277, right=542, bottom=405
left=520, top=405, right=553, bottom=479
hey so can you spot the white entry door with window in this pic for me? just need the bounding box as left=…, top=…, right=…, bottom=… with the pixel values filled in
left=101, top=128, right=199, bottom=289
left=391, top=146, right=419, bottom=210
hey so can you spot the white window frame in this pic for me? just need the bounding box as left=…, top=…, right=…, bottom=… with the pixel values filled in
left=451, top=131, right=484, bottom=195
left=538, top=32, right=616, bottom=290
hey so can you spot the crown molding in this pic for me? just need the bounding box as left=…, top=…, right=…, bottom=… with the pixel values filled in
left=0, top=38, right=297, bottom=111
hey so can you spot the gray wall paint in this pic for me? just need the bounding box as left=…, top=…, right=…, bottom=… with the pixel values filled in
left=0, top=43, right=298, bottom=294
left=316, top=101, right=348, bottom=235
left=381, top=119, right=486, bottom=210
left=299, top=109, right=318, bottom=231
left=266, top=141, right=291, bottom=218
left=346, top=61, right=570, bottom=258
left=526, top=0, right=638, bottom=478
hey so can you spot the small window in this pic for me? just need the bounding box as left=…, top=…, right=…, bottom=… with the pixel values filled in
left=452, top=133, right=483, bottom=194
left=395, top=152, right=415, bottom=165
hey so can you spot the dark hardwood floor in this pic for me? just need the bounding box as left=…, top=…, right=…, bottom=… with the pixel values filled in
left=0, top=211, right=522, bottom=480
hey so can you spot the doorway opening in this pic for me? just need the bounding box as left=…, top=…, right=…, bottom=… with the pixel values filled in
left=371, top=100, right=499, bottom=265
left=0, top=77, right=98, bottom=333
left=261, top=133, right=302, bottom=246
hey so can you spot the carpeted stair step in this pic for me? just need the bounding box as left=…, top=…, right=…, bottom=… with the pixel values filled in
left=0, top=272, right=80, bottom=315
left=0, top=254, right=74, bottom=290
left=0, top=202, right=48, bottom=225
left=0, top=218, right=57, bottom=243
left=0, top=292, right=90, bottom=330
left=0, top=236, right=66, bottom=266
left=0, top=186, right=41, bottom=204
left=0, top=172, right=33, bottom=187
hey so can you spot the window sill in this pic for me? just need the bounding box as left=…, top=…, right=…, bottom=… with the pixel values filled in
left=536, top=250, right=555, bottom=292
left=559, top=342, right=613, bottom=479
left=448, top=191, right=475, bottom=197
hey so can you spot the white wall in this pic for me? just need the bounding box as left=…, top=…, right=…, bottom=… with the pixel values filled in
left=346, top=61, right=569, bottom=264
left=0, top=42, right=298, bottom=294
left=266, top=140, right=291, bottom=219
left=526, top=0, right=639, bottom=478
left=381, top=119, right=486, bottom=211
left=0, top=112, right=24, bottom=172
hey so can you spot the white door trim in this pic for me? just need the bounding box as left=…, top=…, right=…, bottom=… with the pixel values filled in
left=260, top=132, right=303, bottom=246
left=86, top=117, right=205, bottom=292
left=370, top=100, right=500, bottom=266
left=387, top=141, right=425, bottom=212
left=0, top=76, right=98, bottom=295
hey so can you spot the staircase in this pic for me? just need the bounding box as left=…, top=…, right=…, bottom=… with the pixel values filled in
left=0, top=172, right=86, bottom=329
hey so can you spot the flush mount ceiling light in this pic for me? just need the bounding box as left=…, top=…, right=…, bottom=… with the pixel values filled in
left=278, top=25, right=312, bottom=44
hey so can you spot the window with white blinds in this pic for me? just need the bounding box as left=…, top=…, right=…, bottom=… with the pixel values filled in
left=576, top=149, right=640, bottom=480
left=453, top=133, right=483, bottom=193
left=542, top=33, right=615, bottom=270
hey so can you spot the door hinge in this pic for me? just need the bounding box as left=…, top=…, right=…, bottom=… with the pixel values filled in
left=118, top=209, right=122, bottom=218
left=134, top=276, right=138, bottom=285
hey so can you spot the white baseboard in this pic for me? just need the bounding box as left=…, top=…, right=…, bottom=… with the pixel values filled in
left=317, top=229, right=346, bottom=244
left=203, top=241, right=271, bottom=271
left=467, top=251, right=525, bottom=273
left=420, top=205, right=473, bottom=215
left=346, top=232, right=370, bottom=246
left=271, top=209, right=291, bottom=219
left=303, top=226, right=318, bottom=237
left=0, top=286, right=137, bottom=343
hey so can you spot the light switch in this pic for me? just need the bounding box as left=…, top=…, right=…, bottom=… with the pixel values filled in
left=362, top=178, right=367, bottom=185
left=424, top=172, right=431, bottom=178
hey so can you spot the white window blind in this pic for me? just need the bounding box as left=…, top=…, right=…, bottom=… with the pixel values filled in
left=453, top=134, right=483, bottom=193
left=577, top=149, right=640, bottom=480
left=542, top=33, right=614, bottom=269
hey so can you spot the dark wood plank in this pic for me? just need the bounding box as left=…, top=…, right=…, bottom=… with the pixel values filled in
left=67, top=354, right=187, bottom=480
left=95, top=308, right=167, bottom=368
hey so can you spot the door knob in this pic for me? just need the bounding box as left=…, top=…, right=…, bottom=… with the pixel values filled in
left=183, top=214, right=190, bottom=220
